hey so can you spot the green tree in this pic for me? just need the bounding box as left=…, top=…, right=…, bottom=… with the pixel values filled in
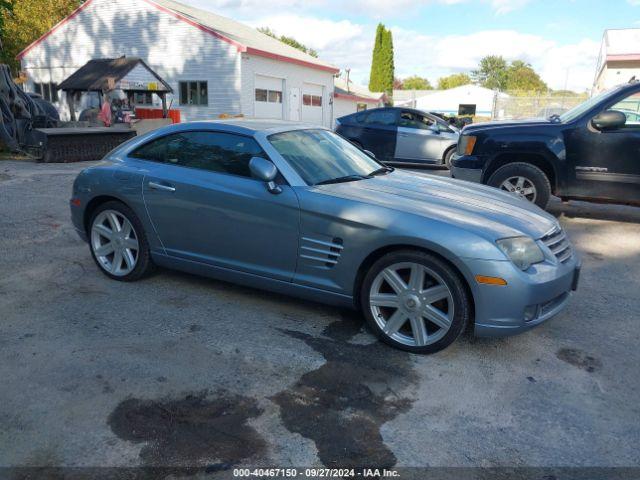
left=505, top=60, right=547, bottom=92
left=437, top=73, right=471, bottom=90
left=471, top=55, right=509, bottom=90
left=1, top=0, right=82, bottom=72
left=0, top=0, right=13, bottom=51
left=369, top=23, right=394, bottom=97
left=400, top=75, right=432, bottom=90
left=258, top=27, right=318, bottom=58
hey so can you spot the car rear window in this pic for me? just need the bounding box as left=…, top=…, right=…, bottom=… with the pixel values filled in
left=364, top=110, right=396, bottom=126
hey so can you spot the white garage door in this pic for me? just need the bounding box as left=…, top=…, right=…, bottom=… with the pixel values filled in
left=301, top=83, right=324, bottom=125
left=254, top=75, right=283, bottom=119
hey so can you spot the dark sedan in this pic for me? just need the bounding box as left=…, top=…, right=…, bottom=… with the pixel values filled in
left=335, top=107, right=459, bottom=166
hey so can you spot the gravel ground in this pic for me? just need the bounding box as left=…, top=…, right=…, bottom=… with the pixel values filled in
left=0, top=160, right=639, bottom=476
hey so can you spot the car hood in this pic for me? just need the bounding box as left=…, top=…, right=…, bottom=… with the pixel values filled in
left=462, top=118, right=553, bottom=133
left=313, top=170, right=558, bottom=241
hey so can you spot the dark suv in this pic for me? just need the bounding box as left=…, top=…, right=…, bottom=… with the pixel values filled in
left=451, top=81, right=640, bottom=209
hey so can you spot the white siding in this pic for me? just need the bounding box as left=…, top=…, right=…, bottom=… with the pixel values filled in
left=240, top=53, right=334, bottom=127
left=20, top=0, right=241, bottom=121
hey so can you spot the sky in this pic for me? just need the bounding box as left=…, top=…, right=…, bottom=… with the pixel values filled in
left=182, top=0, right=640, bottom=92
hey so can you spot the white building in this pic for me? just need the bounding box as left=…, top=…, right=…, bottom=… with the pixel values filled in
left=17, top=0, right=339, bottom=126
left=332, top=77, right=385, bottom=122
left=394, top=84, right=508, bottom=118
left=594, top=29, right=640, bottom=93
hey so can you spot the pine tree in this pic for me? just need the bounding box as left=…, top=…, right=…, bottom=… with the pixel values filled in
left=368, top=24, right=385, bottom=92
left=381, top=27, right=394, bottom=96
left=368, top=24, right=394, bottom=101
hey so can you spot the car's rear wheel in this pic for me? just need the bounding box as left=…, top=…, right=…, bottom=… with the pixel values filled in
left=360, top=250, right=471, bottom=354
left=487, top=162, right=551, bottom=209
left=89, top=201, right=154, bottom=281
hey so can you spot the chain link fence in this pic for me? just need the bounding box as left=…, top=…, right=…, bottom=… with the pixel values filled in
left=492, top=92, right=589, bottom=120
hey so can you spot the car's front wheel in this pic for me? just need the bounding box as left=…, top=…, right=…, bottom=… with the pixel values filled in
left=89, top=201, right=154, bottom=281
left=360, top=250, right=471, bottom=354
left=487, top=162, right=551, bottom=209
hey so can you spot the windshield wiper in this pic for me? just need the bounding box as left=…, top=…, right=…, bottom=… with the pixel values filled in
left=368, top=165, right=395, bottom=176
left=314, top=175, right=370, bottom=186
left=548, top=114, right=561, bottom=122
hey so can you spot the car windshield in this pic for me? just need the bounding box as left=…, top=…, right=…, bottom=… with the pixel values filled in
left=558, top=85, right=627, bottom=123
left=268, top=129, right=382, bottom=186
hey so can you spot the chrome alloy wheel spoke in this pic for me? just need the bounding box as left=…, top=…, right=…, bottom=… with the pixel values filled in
left=91, top=210, right=139, bottom=276
left=500, top=176, right=537, bottom=202
left=369, top=262, right=454, bottom=347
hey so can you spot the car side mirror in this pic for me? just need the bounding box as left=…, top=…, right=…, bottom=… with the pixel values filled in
left=363, top=150, right=376, bottom=159
left=592, top=110, right=626, bottom=131
left=249, top=157, right=281, bottom=194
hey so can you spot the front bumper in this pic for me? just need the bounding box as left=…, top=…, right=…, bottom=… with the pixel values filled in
left=467, top=254, right=581, bottom=337
left=450, top=153, right=488, bottom=183
left=70, top=199, right=88, bottom=242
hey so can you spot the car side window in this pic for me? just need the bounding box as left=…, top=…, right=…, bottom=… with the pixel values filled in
left=130, top=131, right=266, bottom=178
left=399, top=111, right=435, bottom=130
left=610, top=91, right=640, bottom=127
left=364, top=110, right=396, bottom=126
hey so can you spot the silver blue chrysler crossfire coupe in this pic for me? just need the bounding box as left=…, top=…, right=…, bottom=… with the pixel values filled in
left=70, top=120, right=581, bottom=354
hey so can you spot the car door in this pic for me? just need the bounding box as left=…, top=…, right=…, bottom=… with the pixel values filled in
left=395, top=110, right=443, bottom=163
left=132, top=130, right=300, bottom=281
left=357, top=109, right=398, bottom=162
left=567, top=89, right=640, bottom=203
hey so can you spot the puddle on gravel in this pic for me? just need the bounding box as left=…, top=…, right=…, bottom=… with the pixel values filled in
left=108, top=390, right=266, bottom=469
left=556, top=348, right=602, bottom=373
left=272, top=311, right=418, bottom=469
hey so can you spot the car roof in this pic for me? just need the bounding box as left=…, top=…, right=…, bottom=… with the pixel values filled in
left=338, top=106, right=446, bottom=122
left=148, top=119, right=327, bottom=137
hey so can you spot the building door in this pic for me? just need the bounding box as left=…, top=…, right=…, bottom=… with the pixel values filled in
left=301, top=83, right=324, bottom=125
left=289, top=87, right=301, bottom=121
left=254, top=75, right=283, bottom=119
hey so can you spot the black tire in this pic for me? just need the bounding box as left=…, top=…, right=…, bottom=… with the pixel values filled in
left=360, top=250, right=471, bottom=354
left=487, top=162, right=551, bottom=209
left=88, top=200, right=155, bottom=281
left=443, top=147, right=455, bottom=168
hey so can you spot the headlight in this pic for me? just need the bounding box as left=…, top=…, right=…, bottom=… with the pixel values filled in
left=496, top=236, right=545, bottom=270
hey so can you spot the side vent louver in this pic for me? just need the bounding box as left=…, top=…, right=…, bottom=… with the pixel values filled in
left=300, top=236, right=344, bottom=268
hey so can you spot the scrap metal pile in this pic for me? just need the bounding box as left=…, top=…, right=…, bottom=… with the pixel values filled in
left=0, top=64, right=58, bottom=156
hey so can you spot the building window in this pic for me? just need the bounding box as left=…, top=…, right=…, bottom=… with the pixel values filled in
left=133, top=92, right=154, bottom=105
left=255, top=88, right=282, bottom=103
left=356, top=103, right=367, bottom=112
left=458, top=104, right=476, bottom=116
left=33, top=82, right=58, bottom=102
left=303, top=94, right=322, bottom=107
left=179, top=81, right=208, bottom=106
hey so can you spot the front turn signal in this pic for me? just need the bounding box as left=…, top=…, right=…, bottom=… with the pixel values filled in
left=464, top=136, right=477, bottom=155
left=475, top=275, right=507, bottom=286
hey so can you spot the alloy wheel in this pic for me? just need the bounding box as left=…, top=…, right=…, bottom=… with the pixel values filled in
left=91, top=209, right=139, bottom=276
left=500, top=176, right=537, bottom=202
left=369, top=262, right=454, bottom=347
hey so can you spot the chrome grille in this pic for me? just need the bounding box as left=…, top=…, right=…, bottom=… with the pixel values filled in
left=541, top=227, right=572, bottom=263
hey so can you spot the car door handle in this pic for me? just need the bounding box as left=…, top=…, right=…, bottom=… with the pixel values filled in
left=398, top=133, right=409, bottom=137
left=148, top=181, right=176, bottom=192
